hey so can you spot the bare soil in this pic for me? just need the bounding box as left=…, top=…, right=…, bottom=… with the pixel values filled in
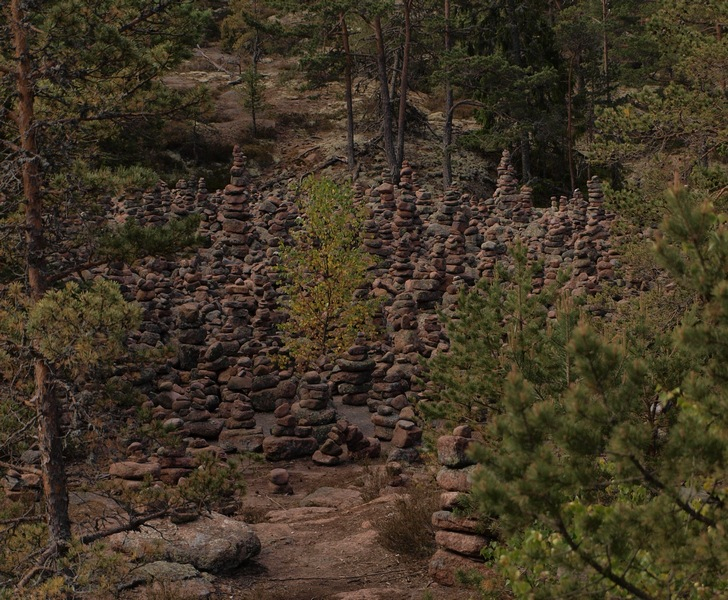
left=217, top=458, right=478, bottom=600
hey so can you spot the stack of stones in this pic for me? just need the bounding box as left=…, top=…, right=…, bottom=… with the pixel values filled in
left=312, top=425, right=345, bottom=466
left=171, top=179, right=196, bottom=218
left=374, top=181, right=397, bottom=214
left=429, top=426, right=492, bottom=586
left=371, top=404, right=400, bottom=442
left=439, top=189, right=461, bottom=229
left=385, top=293, right=419, bottom=354
left=477, top=224, right=507, bottom=280
left=262, top=400, right=318, bottom=461
left=362, top=218, right=390, bottom=262
left=248, top=355, right=281, bottom=412
left=269, top=468, right=293, bottom=495
left=174, top=302, right=206, bottom=372
left=389, top=416, right=422, bottom=463
left=217, top=396, right=263, bottom=453
left=181, top=383, right=225, bottom=442
left=219, top=146, right=253, bottom=252
left=444, top=233, right=467, bottom=283
left=415, top=188, right=436, bottom=222
left=493, top=150, right=520, bottom=216
left=542, top=200, right=570, bottom=285
left=291, top=372, right=338, bottom=443
left=108, top=442, right=163, bottom=489
left=157, top=445, right=197, bottom=486
left=393, top=163, right=419, bottom=236
left=330, top=338, right=376, bottom=406
left=405, top=262, right=445, bottom=314
left=512, top=185, right=534, bottom=225
left=389, top=233, right=416, bottom=287
left=586, top=176, right=615, bottom=283
left=338, top=419, right=381, bottom=460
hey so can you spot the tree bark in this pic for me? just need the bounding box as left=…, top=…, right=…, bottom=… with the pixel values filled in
left=505, top=0, right=531, bottom=181
left=10, top=0, right=72, bottom=554
left=372, top=16, right=398, bottom=184
left=395, top=0, right=413, bottom=179
left=340, top=12, right=356, bottom=174
left=567, top=56, right=576, bottom=191
left=442, top=0, right=453, bottom=189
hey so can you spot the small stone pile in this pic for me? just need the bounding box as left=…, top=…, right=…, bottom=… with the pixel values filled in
left=262, top=400, right=318, bottom=461
left=291, top=371, right=338, bottom=443
left=429, top=426, right=493, bottom=587
left=330, top=339, right=376, bottom=406
left=269, top=468, right=293, bottom=495
left=218, top=146, right=254, bottom=252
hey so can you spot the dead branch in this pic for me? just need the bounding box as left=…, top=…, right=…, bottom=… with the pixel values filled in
left=79, top=508, right=169, bottom=545
left=0, top=460, right=41, bottom=476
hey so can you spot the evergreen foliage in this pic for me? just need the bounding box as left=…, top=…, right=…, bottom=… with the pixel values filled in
left=430, top=188, right=728, bottom=598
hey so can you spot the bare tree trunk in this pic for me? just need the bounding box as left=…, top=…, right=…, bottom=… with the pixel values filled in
left=395, top=0, right=412, bottom=178
left=567, top=56, right=576, bottom=191
left=372, top=16, right=398, bottom=183
left=10, top=0, right=72, bottom=555
left=442, top=0, right=453, bottom=189
left=340, top=13, right=356, bottom=174
left=505, top=0, right=531, bottom=181
left=602, top=0, right=610, bottom=102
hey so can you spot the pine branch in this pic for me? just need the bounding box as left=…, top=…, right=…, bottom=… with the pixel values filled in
left=556, top=516, right=656, bottom=600
left=628, top=456, right=717, bottom=528
left=118, top=0, right=178, bottom=33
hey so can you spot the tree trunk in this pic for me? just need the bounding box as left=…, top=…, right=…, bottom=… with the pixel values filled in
left=442, top=0, right=453, bottom=189
left=505, top=0, right=532, bottom=181
left=11, top=0, right=72, bottom=554
left=340, top=13, right=356, bottom=174
left=395, top=0, right=413, bottom=177
left=372, top=16, right=398, bottom=183
left=567, top=56, right=576, bottom=191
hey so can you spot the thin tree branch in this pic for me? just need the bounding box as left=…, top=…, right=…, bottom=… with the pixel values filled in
left=118, top=0, right=178, bottom=33
left=79, top=509, right=170, bottom=545
left=556, top=516, right=655, bottom=600
left=0, top=460, right=41, bottom=475
left=628, top=456, right=717, bottom=527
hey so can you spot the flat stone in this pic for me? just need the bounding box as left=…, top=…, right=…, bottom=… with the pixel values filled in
left=437, top=435, right=476, bottom=468
left=110, top=513, right=260, bottom=573
left=262, top=436, right=318, bottom=461
left=435, top=530, right=488, bottom=557
left=436, top=465, right=478, bottom=492
left=432, top=510, right=483, bottom=534
left=300, top=487, right=363, bottom=509
left=109, top=461, right=161, bottom=481
left=428, top=548, right=493, bottom=587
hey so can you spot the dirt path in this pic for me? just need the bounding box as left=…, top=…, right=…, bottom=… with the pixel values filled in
left=214, top=459, right=477, bottom=600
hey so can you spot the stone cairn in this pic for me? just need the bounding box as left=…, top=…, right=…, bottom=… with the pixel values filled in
left=429, top=426, right=494, bottom=586
left=66, top=147, right=642, bottom=488
left=330, top=336, right=376, bottom=407
left=262, top=398, right=318, bottom=462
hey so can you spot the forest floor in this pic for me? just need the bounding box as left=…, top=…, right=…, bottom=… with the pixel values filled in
left=219, top=456, right=478, bottom=600
left=163, top=44, right=493, bottom=196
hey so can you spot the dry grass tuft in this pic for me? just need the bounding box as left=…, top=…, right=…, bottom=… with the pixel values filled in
left=375, top=483, right=439, bottom=559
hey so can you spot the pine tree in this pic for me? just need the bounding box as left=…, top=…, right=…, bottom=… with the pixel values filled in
left=0, top=0, right=209, bottom=561
left=434, top=188, right=728, bottom=598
